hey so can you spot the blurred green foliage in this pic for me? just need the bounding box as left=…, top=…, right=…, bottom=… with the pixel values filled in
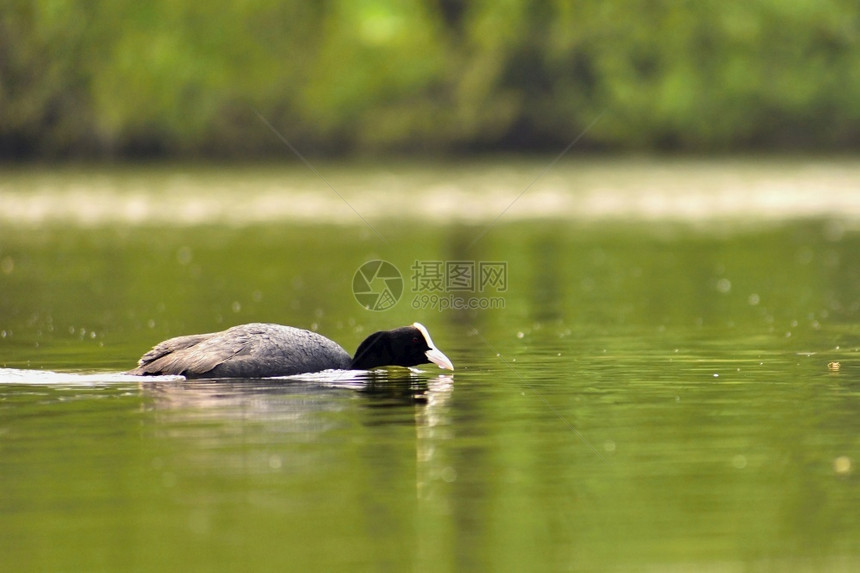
left=2, top=0, right=860, bottom=157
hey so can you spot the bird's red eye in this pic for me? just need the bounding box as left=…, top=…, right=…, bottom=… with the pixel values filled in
left=412, top=337, right=419, bottom=344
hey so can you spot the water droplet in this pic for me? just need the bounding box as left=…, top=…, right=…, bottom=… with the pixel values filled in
left=834, top=456, right=852, bottom=475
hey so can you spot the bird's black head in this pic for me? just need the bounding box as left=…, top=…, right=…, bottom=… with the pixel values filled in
left=350, top=323, right=454, bottom=371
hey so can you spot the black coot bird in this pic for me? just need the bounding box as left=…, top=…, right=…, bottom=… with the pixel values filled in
left=127, top=322, right=454, bottom=379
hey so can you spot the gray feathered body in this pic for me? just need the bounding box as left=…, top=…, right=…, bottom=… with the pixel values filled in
left=127, top=323, right=352, bottom=378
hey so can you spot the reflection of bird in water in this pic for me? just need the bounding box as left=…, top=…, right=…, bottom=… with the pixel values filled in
left=140, top=372, right=455, bottom=422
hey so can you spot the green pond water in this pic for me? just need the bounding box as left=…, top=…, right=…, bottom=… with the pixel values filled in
left=1, top=160, right=860, bottom=571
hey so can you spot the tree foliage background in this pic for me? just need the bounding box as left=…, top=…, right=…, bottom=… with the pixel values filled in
left=2, top=0, right=859, bottom=158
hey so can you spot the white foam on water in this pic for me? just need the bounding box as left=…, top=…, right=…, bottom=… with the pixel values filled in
left=0, top=367, right=182, bottom=386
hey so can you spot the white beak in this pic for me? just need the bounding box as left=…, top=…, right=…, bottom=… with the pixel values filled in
left=413, top=322, right=455, bottom=371
left=425, top=347, right=454, bottom=371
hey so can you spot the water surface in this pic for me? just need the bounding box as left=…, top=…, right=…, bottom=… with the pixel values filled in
left=1, top=160, right=859, bottom=571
